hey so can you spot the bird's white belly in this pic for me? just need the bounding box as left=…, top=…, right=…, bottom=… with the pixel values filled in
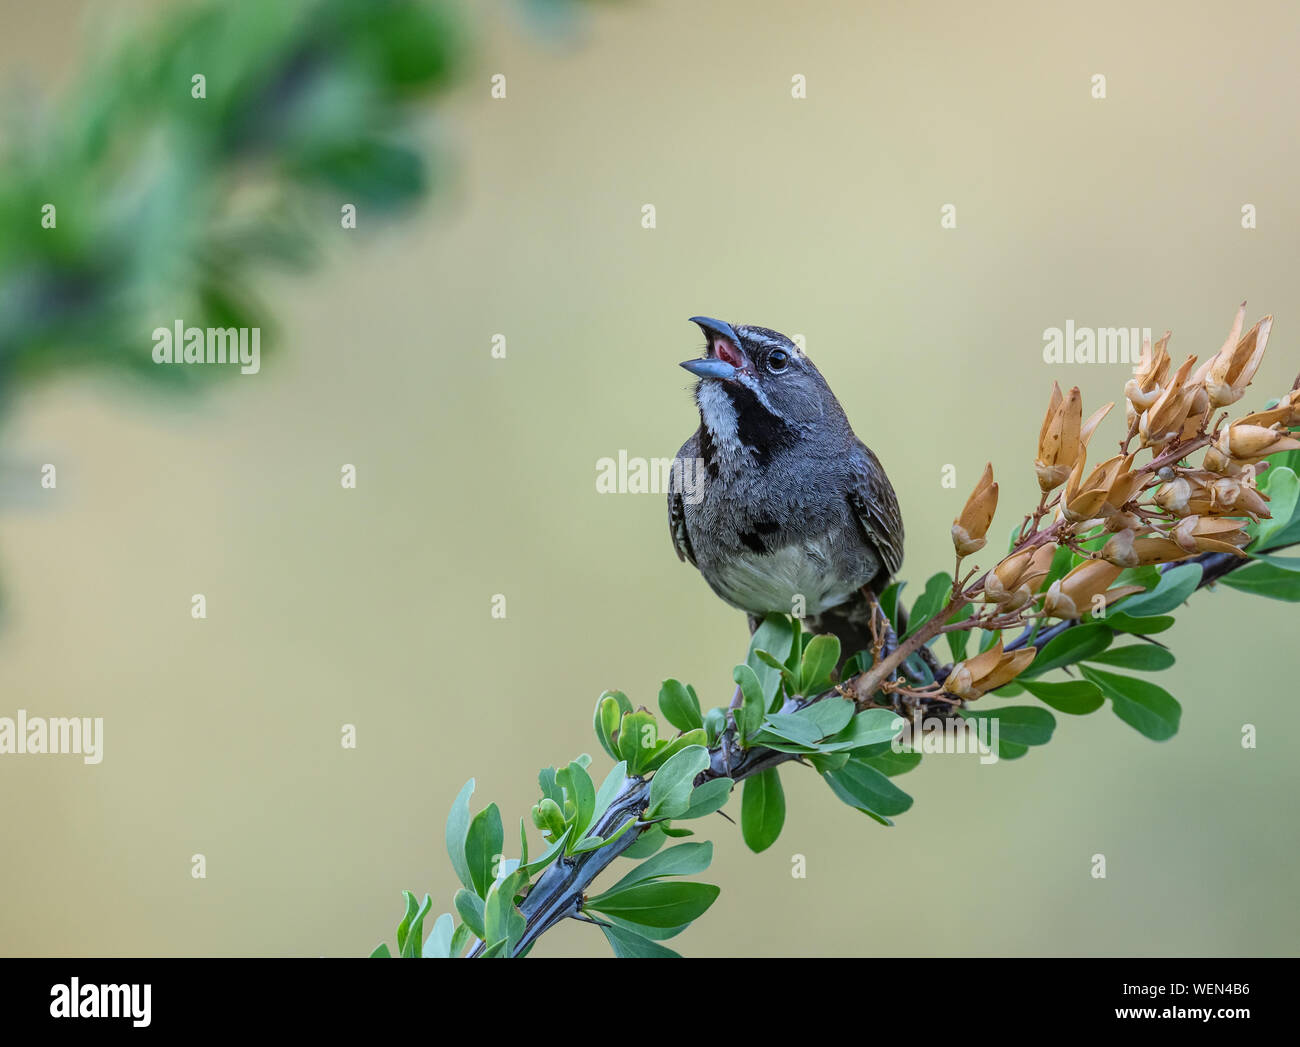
left=711, top=538, right=856, bottom=616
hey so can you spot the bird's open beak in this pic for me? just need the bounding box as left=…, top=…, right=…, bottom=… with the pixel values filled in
left=681, top=316, right=745, bottom=380
left=680, top=357, right=738, bottom=380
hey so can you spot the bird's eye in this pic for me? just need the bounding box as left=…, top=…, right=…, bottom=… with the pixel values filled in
left=767, top=349, right=790, bottom=372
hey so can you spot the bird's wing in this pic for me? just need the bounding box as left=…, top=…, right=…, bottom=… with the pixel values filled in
left=846, top=439, right=904, bottom=585
left=667, top=432, right=700, bottom=567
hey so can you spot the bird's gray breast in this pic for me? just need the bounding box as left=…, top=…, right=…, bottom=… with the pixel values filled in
left=705, top=534, right=876, bottom=617
left=682, top=459, right=880, bottom=617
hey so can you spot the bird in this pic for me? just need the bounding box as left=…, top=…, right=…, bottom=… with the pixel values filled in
left=668, top=316, right=904, bottom=664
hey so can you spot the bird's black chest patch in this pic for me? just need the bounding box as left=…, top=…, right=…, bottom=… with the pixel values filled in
left=723, top=384, right=796, bottom=466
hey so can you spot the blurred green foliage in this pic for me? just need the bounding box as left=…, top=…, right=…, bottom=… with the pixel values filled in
left=0, top=0, right=468, bottom=400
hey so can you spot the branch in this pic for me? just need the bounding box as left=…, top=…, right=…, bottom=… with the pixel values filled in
left=504, top=535, right=1295, bottom=956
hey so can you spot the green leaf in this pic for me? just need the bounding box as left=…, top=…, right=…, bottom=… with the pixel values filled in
left=748, top=614, right=795, bottom=701
left=303, top=140, right=425, bottom=208
left=640, top=729, right=708, bottom=774
left=558, top=761, right=596, bottom=840
left=945, top=602, right=974, bottom=662
left=799, top=634, right=841, bottom=695
left=1084, top=645, right=1175, bottom=672
left=483, top=873, right=526, bottom=955
left=594, top=691, right=631, bottom=760
left=521, top=825, right=571, bottom=875
left=618, top=710, right=659, bottom=773
left=792, top=696, right=856, bottom=738
left=1220, top=563, right=1300, bottom=601
left=589, top=761, right=628, bottom=829
left=1111, top=563, right=1201, bottom=617
left=678, top=777, right=733, bottom=820
left=824, top=758, right=913, bottom=818
left=1254, top=466, right=1299, bottom=549
left=1080, top=667, right=1182, bottom=741
left=369, top=943, right=391, bottom=958
left=703, top=706, right=727, bottom=747
left=861, top=749, right=922, bottom=777
left=1044, top=545, right=1075, bottom=591
left=1105, top=613, right=1176, bottom=635
left=422, top=912, right=455, bottom=959
left=395, top=890, right=419, bottom=955
left=600, top=924, right=682, bottom=958
left=445, top=779, right=476, bottom=894
left=733, top=664, right=766, bottom=743
left=537, top=767, right=563, bottom=806
left=646, top=745, right=710, bottom=819
left=878, top=581, right=904, bottom=630
left=959, top=706, right=1056, bottom=746
left=741, top=769, right=786, bottom=853
left=453, top=888, right=485, bottom=940
left=817, top=708, right=905, bottom=752
left=658, top=679, right=704, bottom=732
left=754, top=649, right=800, bottom=702
left=464, top=803, right=504, bottom=898
left=1020, top=678, right=1104, bottom=715
left=532, top=797, right=566, bottom=840
left=1021, top=623, right=1113, bottom=678
left=604, top=841, right=714, bottom=894
left=449, top=922, right=473, bottom=959
left=586, top=880, right=721, bottom=928
left=784, top=615, right=804, bottom=672
left=1247, top=553, right=1300, bottom=571
left=756, top=713, right=825, bottom=748
left=620, top=823, right=668, bottom=859
left=807, top=751, right=849, bottom=774
left=903, top=571, right=952, bottom=639
left=399, top=892, right=433, bottom=958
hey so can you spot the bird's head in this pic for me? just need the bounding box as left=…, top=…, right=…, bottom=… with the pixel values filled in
left=680, top=317, right=844, bottom=452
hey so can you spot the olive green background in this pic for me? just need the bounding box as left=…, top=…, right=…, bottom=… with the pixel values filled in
left=2, top=0, right=1298, bottom=957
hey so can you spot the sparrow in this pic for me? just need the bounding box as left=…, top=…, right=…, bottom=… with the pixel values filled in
left=668, top=317, right=904, bottom=663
